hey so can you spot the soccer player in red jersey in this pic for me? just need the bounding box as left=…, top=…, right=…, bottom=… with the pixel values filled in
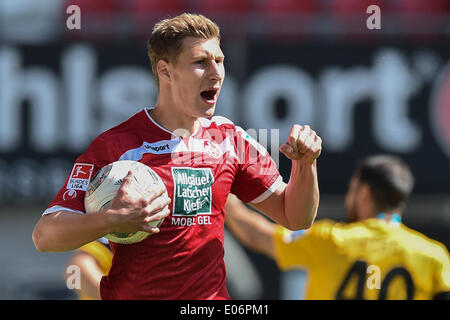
left=32, top=13, right=322, bottom=299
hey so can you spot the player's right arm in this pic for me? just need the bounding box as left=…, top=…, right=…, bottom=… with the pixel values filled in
left=33, top=209, right=111, bottom=252
left=33, top=171, right=171, bottom=252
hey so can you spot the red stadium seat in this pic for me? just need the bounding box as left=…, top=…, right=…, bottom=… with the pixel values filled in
left=330, top=0, right=387, bottom=15
left=326, top=0, right=388, bottom=41
left=254, top=0, right=318, bottom=42
left=130, top=0, right=186, bottom=35
left=64, top=0, right=121, bottom=39
left=389, top=0, right=449, bottom=37
left=196, top=0, right=251, bottom=14
left=193, top=0, right=251, bottom=39
left=66, top=0, right=119, bottom=14
left=131, top=0, right=185, bottom=15
left=258, top=0, right=316, bottom=14
left=390, top=0, right=449, bottom=13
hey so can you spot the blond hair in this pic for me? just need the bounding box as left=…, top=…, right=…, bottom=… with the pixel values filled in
left=147, top=13, right=221, bottom=87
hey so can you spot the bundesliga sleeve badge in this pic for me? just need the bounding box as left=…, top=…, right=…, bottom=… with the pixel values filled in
left=67, top=163, right=95, bottom=191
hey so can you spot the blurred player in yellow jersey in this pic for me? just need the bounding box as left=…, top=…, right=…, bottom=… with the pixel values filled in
left=225, top=154, right=450, bottom=300
left=65, top=237, right=112, bottom=300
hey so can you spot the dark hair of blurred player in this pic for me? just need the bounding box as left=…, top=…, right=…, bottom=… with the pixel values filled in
left=346, top=155, right=414, bottom=223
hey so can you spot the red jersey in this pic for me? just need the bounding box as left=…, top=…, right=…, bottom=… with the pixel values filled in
left=44, top=108, right=282, bottom=299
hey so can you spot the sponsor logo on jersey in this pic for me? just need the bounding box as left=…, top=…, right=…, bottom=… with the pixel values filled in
left=171, top=167, right=214, bottom=217
left=67, top=163, right=94, bottom=191
left=119, top=140, right=183, bottom=161
left=144, top=141, right=172, bottom=153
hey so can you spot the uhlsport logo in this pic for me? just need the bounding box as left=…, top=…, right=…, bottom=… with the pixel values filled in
left=144, top=142, right=171, bottom=153
left=171, top=167, right=214, bottom=227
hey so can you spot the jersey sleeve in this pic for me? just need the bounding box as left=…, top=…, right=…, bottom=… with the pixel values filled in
left=273, top=220, right=335, bottom=271
left=230, top=126, right=282, bottom=203
left=43, top=135, right=118, bottom=215
left=432, top=243, right=450, bottom=296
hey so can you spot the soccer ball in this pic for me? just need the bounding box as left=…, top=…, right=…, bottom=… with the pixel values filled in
left=84, top=160, right=168, bottom=244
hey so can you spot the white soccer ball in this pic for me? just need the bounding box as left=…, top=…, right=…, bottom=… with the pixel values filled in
left=84, top=160, right=168, bottom=244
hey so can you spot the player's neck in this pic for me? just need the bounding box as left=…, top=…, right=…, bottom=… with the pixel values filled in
left=150, top=104, right=199, bottom=137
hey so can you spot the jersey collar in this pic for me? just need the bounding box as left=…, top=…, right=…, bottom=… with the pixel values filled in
left=144, top=107, right=202, bottom=138
left=376, top=213, right=402, bottom=225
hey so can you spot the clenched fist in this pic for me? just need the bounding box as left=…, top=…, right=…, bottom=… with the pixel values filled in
left=280, top=125, right=322, bottom=164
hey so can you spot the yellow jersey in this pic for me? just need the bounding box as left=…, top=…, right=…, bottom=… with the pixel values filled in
left=77, top=238, right=113, bottom=300
left=273, top=218, right=450, bottom=300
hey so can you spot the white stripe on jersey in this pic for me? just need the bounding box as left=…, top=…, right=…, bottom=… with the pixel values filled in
left=42, top=205, right=85, bottom=216
left=119, top=139, right=187, bottom=160
left=118, top=137, right=237, bottom=161
left=250, top=175, right=284, bottom=204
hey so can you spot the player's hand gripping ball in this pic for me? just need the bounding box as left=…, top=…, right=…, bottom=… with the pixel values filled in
left=84, top=160, right=169, bottom=244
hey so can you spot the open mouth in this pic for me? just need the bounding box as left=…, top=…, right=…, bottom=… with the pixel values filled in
left=200, top=88, right=218, bottom=104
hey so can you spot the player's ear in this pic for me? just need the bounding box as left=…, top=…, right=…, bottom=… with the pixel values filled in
left=157, top=59, right=171, bottom=84
left=359, top=183, right=372, bottom=204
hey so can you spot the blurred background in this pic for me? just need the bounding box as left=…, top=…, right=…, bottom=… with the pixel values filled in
left=0, top=0, right=449, bottom=299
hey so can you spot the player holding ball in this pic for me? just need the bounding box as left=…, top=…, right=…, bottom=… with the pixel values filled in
left=32, top=13, right=321, bottom=300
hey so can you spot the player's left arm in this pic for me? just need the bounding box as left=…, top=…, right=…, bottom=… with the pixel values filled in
left=251, top=125, right=321, bottom=230
left=225, top=194, right=276, bottom=259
